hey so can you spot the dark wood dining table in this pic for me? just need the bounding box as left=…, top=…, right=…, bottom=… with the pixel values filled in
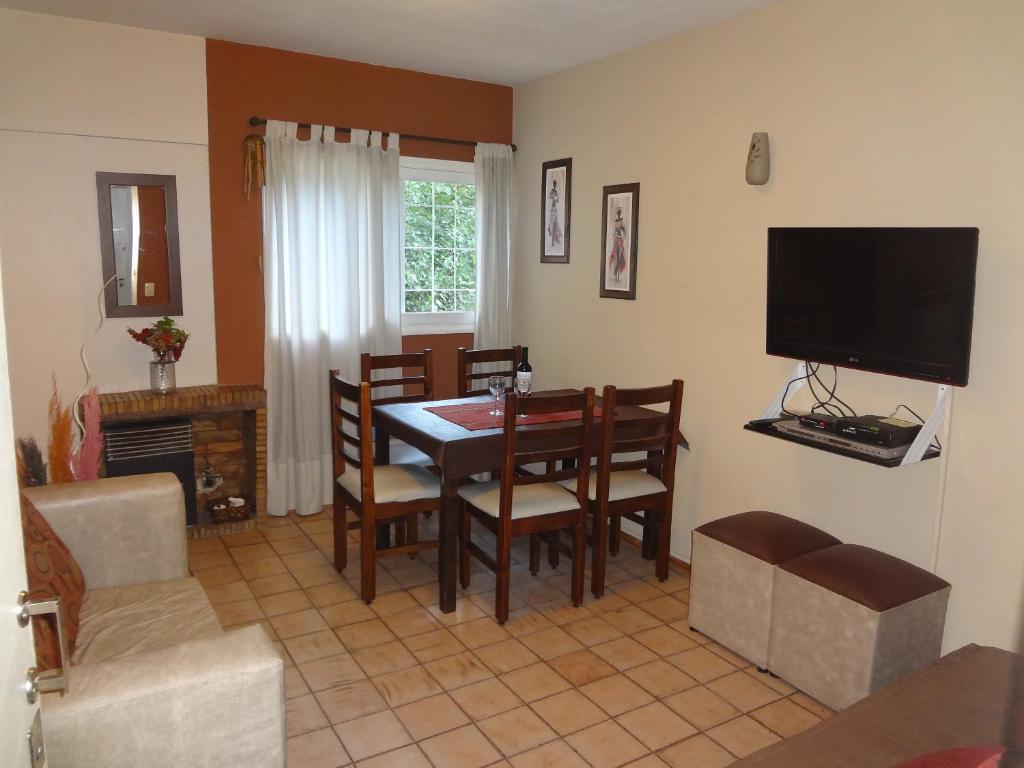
left=372, top=390, right=687, bottom=613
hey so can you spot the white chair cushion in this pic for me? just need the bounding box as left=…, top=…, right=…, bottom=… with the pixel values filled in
left=458, top=480, right=580, bottom=520
left=387, top=438, right=433, bottom=467
left=560, top=470, right=667, bottom=502
left=337, top=463, right=440, bottom=504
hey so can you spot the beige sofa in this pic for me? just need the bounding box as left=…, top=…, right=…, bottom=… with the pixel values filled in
left=25, top=474, right=285, bottom=768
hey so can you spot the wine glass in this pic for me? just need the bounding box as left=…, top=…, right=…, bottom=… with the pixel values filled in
left=488, top=375, right=506, bottom=416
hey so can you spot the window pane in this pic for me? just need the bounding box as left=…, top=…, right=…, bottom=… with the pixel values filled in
left=404, top=291, right=432, bottom=312
left=456, top=185, right=476, bottom=208
left=405, top=205, right=432, bottom=247
left=433, top=183, right=456, bottom=206
left=434, top=290, right=456, bottom=312
left=434, top=206, right=455, bottom=248
left=433, top=250, right=456, bottom=289
left=404, top=249, right=432, bottom=290
left=455, top=210, right=476, bottom=249
left=402, top=177, right=477, bottom=317
left=456, top=250, right=476, bottom=289
left=405, top=180, right=432, bottom=206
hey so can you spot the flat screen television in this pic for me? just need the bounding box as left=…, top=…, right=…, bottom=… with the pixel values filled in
left=766, top=227, right=978, bottom=386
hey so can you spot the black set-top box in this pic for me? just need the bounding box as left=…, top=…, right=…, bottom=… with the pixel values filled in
left=833, top=415, right=921, bottom=447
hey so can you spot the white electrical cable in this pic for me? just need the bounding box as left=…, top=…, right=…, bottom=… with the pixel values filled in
left=72, top=275, right=117, bottom=437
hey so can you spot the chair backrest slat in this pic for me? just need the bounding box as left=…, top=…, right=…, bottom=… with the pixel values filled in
left=497, top=390, right=595, bottom=522
left=360, top=350, right=434, bottom=404
left=329, top=369, right=374, bottom=500
left=596, top=380, right=684, bottom=504
left=457, top=346, right=522, bottom=398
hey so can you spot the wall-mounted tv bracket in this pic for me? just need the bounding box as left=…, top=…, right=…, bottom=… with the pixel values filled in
left=759, top=361, right=951, bottom=467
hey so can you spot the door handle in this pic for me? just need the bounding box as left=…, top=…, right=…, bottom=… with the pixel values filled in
left=17, top=591, right=69, bottom=701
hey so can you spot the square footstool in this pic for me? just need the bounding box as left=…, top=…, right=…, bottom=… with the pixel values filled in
left=768, top=543, right=951, bottom=710
left=689, top=511, right=841, bottom=669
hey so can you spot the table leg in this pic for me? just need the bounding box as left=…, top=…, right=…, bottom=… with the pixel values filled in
left=375, top=426, right=392, bottom=550
left=438, top=474, right=459, bottom=613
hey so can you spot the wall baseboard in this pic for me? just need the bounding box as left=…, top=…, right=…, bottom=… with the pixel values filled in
left=616, top=529, right=691, bottom=574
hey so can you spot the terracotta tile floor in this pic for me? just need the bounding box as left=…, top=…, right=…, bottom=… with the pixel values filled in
left=189, top=511, right=832, bottom=767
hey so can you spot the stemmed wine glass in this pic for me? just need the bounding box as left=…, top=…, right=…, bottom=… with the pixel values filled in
left=488, top=375, right=506, bottom=416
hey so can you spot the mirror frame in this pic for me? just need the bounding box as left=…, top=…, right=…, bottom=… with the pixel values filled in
left=96, top=171, right=183, bottom=317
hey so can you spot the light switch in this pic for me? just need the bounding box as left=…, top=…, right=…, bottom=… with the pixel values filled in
left=144, top=282, right=156, bottom=297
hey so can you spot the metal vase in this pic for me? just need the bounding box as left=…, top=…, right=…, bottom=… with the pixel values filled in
left=149, top=351, right=177, bottom=395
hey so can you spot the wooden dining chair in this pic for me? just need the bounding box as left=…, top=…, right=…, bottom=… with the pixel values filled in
left=360, top=350, right=434, bottom=467
left=329, top=371, right=440, bottom=604
left=456, top=345, right=522, bottom=397
left=457, top=389, right=595, bottom=623
left=586, top=380, right=684, bottom=597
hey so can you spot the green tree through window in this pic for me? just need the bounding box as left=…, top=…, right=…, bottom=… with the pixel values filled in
left=403, top=180, right=476, bottom=313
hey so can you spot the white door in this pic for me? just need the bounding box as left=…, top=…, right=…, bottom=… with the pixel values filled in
left=0, top=239, right=42, bottom=763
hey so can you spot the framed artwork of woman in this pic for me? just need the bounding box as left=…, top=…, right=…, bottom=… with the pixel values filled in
left=600, top=182, right=640, bottom=300
left=541, top=158, right=572, bottom=263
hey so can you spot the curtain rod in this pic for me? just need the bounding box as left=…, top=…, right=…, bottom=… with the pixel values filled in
left=248, top=116, right=516, bottom=152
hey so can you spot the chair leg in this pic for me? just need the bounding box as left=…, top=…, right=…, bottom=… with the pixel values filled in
left=361, top=511, right=376, bottom=604
left=571, top=522, right=585, bottom=607
left=332, top=487, right=347, bottom=573
left=609, top=513, right=622, bottom=555
left=547, top=534, right=560, bottom=569
left=495, top=529, right=512, bottom=624
left=407, top=514, right=419, bottom=559
left=641, top=510, right=657, bottom=561
left=458, top=501, right=471, bottom=590
left=591, top=506, right=608, bottom=598
left=656, top=501, right=673, bottom=582
left=529, top=534, right=540, bottom=576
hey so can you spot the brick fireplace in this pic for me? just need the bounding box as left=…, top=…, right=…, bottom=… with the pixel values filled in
left=98, top=385, right=267, bottom=536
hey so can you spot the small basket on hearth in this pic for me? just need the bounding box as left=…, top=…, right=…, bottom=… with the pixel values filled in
left=207, top=496, right=251, bottom=524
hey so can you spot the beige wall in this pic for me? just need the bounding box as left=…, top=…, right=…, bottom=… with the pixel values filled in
left=512, top=0, right=1024, bottom=653
left=0, top=10, right=216, bottom=442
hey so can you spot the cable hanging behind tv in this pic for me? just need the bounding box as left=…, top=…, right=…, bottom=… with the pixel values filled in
left=766, top=227, right=978, bottom=386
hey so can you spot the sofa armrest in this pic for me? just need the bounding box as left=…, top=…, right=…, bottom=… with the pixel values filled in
left=24, top=474, right=188, bottom=588
left=41, top=625, right=285, bottom=768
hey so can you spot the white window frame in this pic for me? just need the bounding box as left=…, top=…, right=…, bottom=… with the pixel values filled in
left=399, top=157, right=476, bottom=336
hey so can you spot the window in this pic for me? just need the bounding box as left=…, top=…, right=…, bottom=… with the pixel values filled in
left=400, top=157, right=476, bottom=335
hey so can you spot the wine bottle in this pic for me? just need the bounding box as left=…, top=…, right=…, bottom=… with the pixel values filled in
left=516, top=347, right=533, bottom=395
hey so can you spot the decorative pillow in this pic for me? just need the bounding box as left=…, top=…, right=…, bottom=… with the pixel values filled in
left=20, top=495, right=86, bottom=671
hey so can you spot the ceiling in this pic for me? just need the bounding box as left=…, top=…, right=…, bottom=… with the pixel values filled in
left=1, top=0, right=776, bottom=85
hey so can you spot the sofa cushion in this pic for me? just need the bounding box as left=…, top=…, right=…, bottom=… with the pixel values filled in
left=21, top=494, right=86, bottom=671
left=73, top=577, right=222, bottom=665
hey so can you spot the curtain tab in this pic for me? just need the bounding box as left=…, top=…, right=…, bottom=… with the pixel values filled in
left=283, top=121, right=298, bottom=139
left=369, top=131, right=382, bottom=149
left=323, top=126, right=336, bottom=143
left=310, top=124, right=323, bottom=143
left=350, top=128, right=369, bottom=147
left=387, top=133, right=400, bottom=152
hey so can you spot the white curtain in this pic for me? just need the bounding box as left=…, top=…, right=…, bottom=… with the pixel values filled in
left=474, top=143, right=514, bottom=349
left=263, top=121, right=402, bottom=516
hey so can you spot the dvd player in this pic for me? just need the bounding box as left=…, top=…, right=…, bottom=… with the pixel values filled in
left=773, top=419, right=909, bottom=460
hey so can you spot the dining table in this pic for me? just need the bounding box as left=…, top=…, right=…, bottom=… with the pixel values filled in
left=372, top=390, right=687, bottom=613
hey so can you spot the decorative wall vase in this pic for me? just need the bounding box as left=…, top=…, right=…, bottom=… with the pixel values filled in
left=746, top=132, right=770, bottom=185
left=150, top=351, right=177, bottom=395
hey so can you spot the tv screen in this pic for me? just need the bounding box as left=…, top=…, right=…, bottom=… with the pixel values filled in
left=766, top=227, right=978, bottom=386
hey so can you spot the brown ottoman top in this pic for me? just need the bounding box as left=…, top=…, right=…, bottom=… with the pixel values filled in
left=694, top=511, right=841, bottom=565
left=780, top=544, right=951, bottom=612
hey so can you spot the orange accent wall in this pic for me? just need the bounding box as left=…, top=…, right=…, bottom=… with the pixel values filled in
left=206, top=39, right=513, bottom=385
left=402, top=333, right=474, bottom=400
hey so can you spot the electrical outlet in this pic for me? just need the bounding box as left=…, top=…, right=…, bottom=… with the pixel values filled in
left=144, top=282, right=156, bottom=297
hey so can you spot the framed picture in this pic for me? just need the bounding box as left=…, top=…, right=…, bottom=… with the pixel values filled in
left=599, top=183, right=639, bottom=300
left=541, top=158, right=572, bottom=263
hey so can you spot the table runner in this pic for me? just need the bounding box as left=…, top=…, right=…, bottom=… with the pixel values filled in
left=425, top=401, right=603, bottom=431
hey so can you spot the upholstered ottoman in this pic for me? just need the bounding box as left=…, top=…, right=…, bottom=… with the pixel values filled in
left=768, top=543, right=951, bottom=710
left=689, top=511, right=841, bottom=669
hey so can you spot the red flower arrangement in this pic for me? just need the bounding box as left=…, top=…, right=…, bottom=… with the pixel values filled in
left=127, top=316, right=189, bottom=360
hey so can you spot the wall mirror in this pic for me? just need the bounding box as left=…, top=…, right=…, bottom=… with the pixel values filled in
left=96, top=172, right=182, bottom=317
